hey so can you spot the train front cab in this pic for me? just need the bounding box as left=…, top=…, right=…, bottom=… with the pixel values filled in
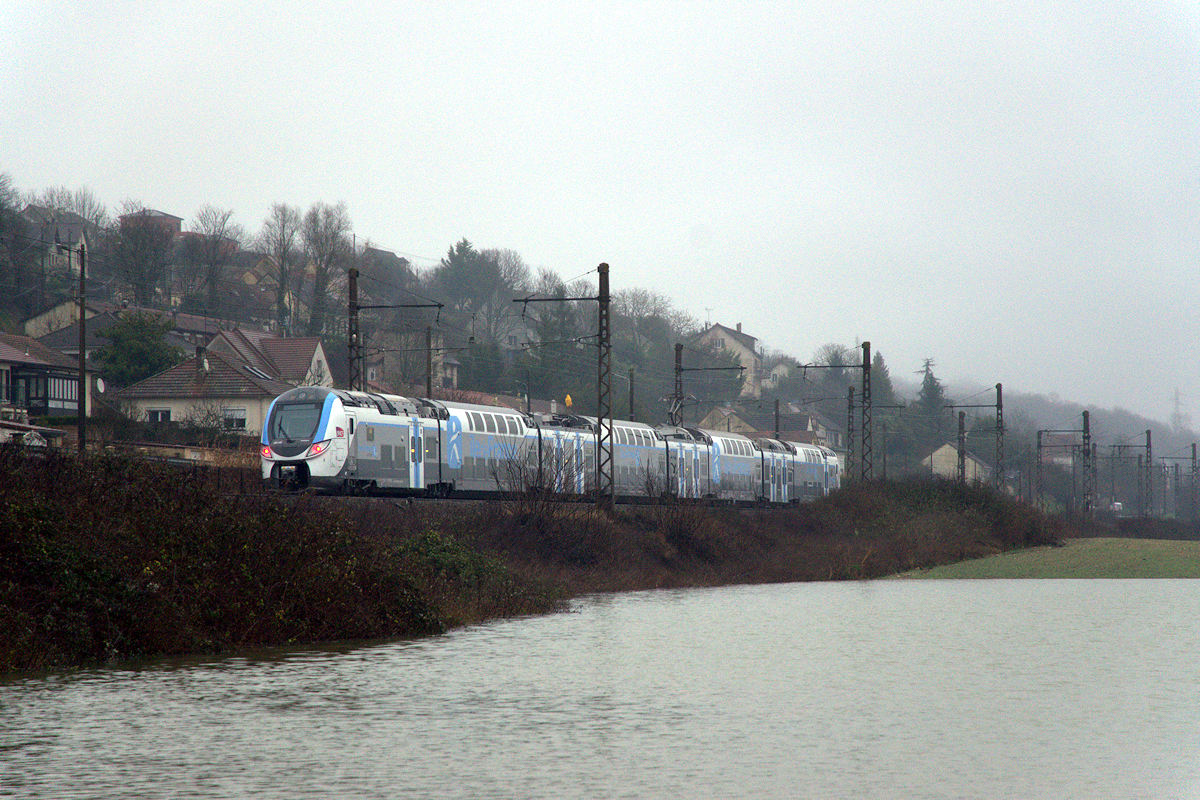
left=261, top=387, right=350, bottom=492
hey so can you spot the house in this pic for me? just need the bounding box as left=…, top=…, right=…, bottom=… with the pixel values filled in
left=115, top=347, right=292, bottom=434
left=0, top=332, right=95, bottom=419
left=118, top=208, right=183, bottom=239
left=205, top=328, right=334, bottom=387
left=695, top=403, right=845, bottom=449
left=25, top=299, right=265, bottom=344
left=922, top=442, right=993, bottom=482
left=694, top=322, right=763, bottom=398
left=20, top=204, right=97, bottom=279
left=1040, top=432, right=1079, bottom=468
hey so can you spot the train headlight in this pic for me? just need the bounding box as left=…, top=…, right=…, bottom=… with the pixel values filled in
left=260, top=445, right=273, bottom=459
left=307, top=440, right=330, bottom=458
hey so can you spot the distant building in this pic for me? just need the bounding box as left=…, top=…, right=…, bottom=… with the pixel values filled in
left=115, top=347, right=292, bottom=434
left=922, top=442, right=993, bottom=482
left=0, top=332, right=96, bottom=419
left=694, top=322, right=762, bottom=398
left=20, top=204, right=97, bottom=279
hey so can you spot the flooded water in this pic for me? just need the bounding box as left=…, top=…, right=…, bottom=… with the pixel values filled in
left=3, top=579, right=1200, bottom=799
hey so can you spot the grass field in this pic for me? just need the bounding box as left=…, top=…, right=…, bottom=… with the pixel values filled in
left=896, top=537, right=1200, bottom=579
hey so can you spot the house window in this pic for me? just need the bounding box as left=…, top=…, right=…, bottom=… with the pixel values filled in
left=148, top=408, right=171, bottom=423
left=221, top=407, right=247, bottom=430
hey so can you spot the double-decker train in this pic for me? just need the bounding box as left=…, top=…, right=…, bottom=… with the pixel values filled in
left=261, top=386, right=840, bottom=504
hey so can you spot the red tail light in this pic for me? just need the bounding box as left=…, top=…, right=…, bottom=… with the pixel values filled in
left=260, top=445, right=272, bottom=459
left=307, top=440, right=330, bottom=457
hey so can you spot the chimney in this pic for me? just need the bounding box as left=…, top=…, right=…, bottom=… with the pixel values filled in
left=195, top=345, right=209, bottom=378
left=736, top=322, right=742, bottom=333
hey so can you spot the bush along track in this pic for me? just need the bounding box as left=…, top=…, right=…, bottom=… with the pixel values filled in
left=1, top=446, right=1066, bottom=673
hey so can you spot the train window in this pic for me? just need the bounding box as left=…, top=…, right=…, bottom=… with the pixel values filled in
left=506, top=418, right=519, bottom=435
left=484, top=414, right=497, bottom=433
left=470, top=411, right=484, bottom=431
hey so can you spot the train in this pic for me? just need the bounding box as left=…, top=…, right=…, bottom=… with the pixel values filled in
left=260, top=386, right=841, bottom=504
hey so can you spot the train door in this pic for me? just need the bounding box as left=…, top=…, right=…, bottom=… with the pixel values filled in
left=775, top=454, right=787, bottom=502
left=668, top=443, right=680, bottom=496
left=344, top=414, right=357, bottom=475
left=409, top=416, right=423, bottom=489
left=424, top=420, right=440, bottom=492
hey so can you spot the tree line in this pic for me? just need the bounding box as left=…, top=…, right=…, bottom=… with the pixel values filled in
left=0, top=171, right=1022, bottom=479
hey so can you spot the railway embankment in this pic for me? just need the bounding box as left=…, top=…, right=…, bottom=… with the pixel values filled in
left=2, top=447, right=1067, bottom=673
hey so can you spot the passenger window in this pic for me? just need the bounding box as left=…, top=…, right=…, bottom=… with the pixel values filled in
left=470, top=412, right=484, bottom=431
left=485, top=414, right=496, bottom=433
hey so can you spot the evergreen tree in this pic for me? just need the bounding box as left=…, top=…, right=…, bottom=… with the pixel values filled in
left=95, top=313, right=184, bottom=387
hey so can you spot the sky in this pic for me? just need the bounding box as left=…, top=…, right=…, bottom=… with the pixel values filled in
left=4, top=1, right=1200, bottom=426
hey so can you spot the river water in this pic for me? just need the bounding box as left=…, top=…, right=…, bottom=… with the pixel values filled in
left=3, top=579, right=1200, bottom=799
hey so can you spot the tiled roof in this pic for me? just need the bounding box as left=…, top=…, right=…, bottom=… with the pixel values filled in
left=698, top=322, right=757, bottom=352
left=116, top=350, right=292, bottom=401
left=207, top=329, right=322, bottom=383
left=261, top=337, right=321, bottom=382
left=0, top=333, right=78, bottom=370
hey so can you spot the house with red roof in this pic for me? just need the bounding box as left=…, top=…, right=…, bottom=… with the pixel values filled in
left=115, top=346, right=293, bottom=434
left=0, top=332, right=96, bottom=420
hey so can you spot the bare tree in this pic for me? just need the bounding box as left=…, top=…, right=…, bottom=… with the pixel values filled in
left=476, top=247, right=532, bottom=344
left=301, top=202, right=352, bottom=336
left=257, top=203, right=302, bottom=332
left=181, top=205, right=243, bottom=314
left=25, top=185, right=109, bottom=228
left=110, top=200, right=175, bottom=306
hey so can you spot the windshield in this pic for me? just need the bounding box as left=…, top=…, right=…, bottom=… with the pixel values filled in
left=269, top=402, right=323, bottom=441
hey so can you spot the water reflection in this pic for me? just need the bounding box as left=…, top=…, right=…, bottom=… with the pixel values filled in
left=3, top=580, right=1200, bottom=799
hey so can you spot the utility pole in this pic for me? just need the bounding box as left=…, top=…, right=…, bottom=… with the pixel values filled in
left=846, top=386, right=855, bottom=480
left=348, top=271, right=443, bottom=393
left=668, top=342, right=744, bottom=427
left=774, top=397, right=780, bottom=440
left=628, top=367, right=635, bottom=422
left=426, top=326, right=433, bottom=397
left=513, top=262, right=613, bottom=510
left=597, top=262, right=613, bottom=511
left=1036, top=430, right=1044, bottom=510
left=77, top=242, right=87, bottom=454
left=673, top=343, right=683, bottom=425
left=957, top=411, right=966, bottom=483
left=347, top=268, right=360, bottom=391
left=994, top=383, right=1004, bottom=491
left=1144, top=430, right=1153, bottom=516
left=1081, top=411, right=1093, bottom=519
left=861, top=341, right=872, bottom=480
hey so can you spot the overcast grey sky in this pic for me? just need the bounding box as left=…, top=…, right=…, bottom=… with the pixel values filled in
left=4, top=1, right=1199, bottom=425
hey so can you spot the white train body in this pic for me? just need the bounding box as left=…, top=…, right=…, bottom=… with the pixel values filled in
left=261, top=386, right=841, bottom=502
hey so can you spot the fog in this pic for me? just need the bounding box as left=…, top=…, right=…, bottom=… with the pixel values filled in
left=4, top=1, right=1198, bottom=423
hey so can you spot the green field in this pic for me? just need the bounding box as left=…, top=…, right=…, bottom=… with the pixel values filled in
left=896, top=537, right=1200, bottom=579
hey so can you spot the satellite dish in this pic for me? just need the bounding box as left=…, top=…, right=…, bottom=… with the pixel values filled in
left=95, top=377, right=105, bottom=394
